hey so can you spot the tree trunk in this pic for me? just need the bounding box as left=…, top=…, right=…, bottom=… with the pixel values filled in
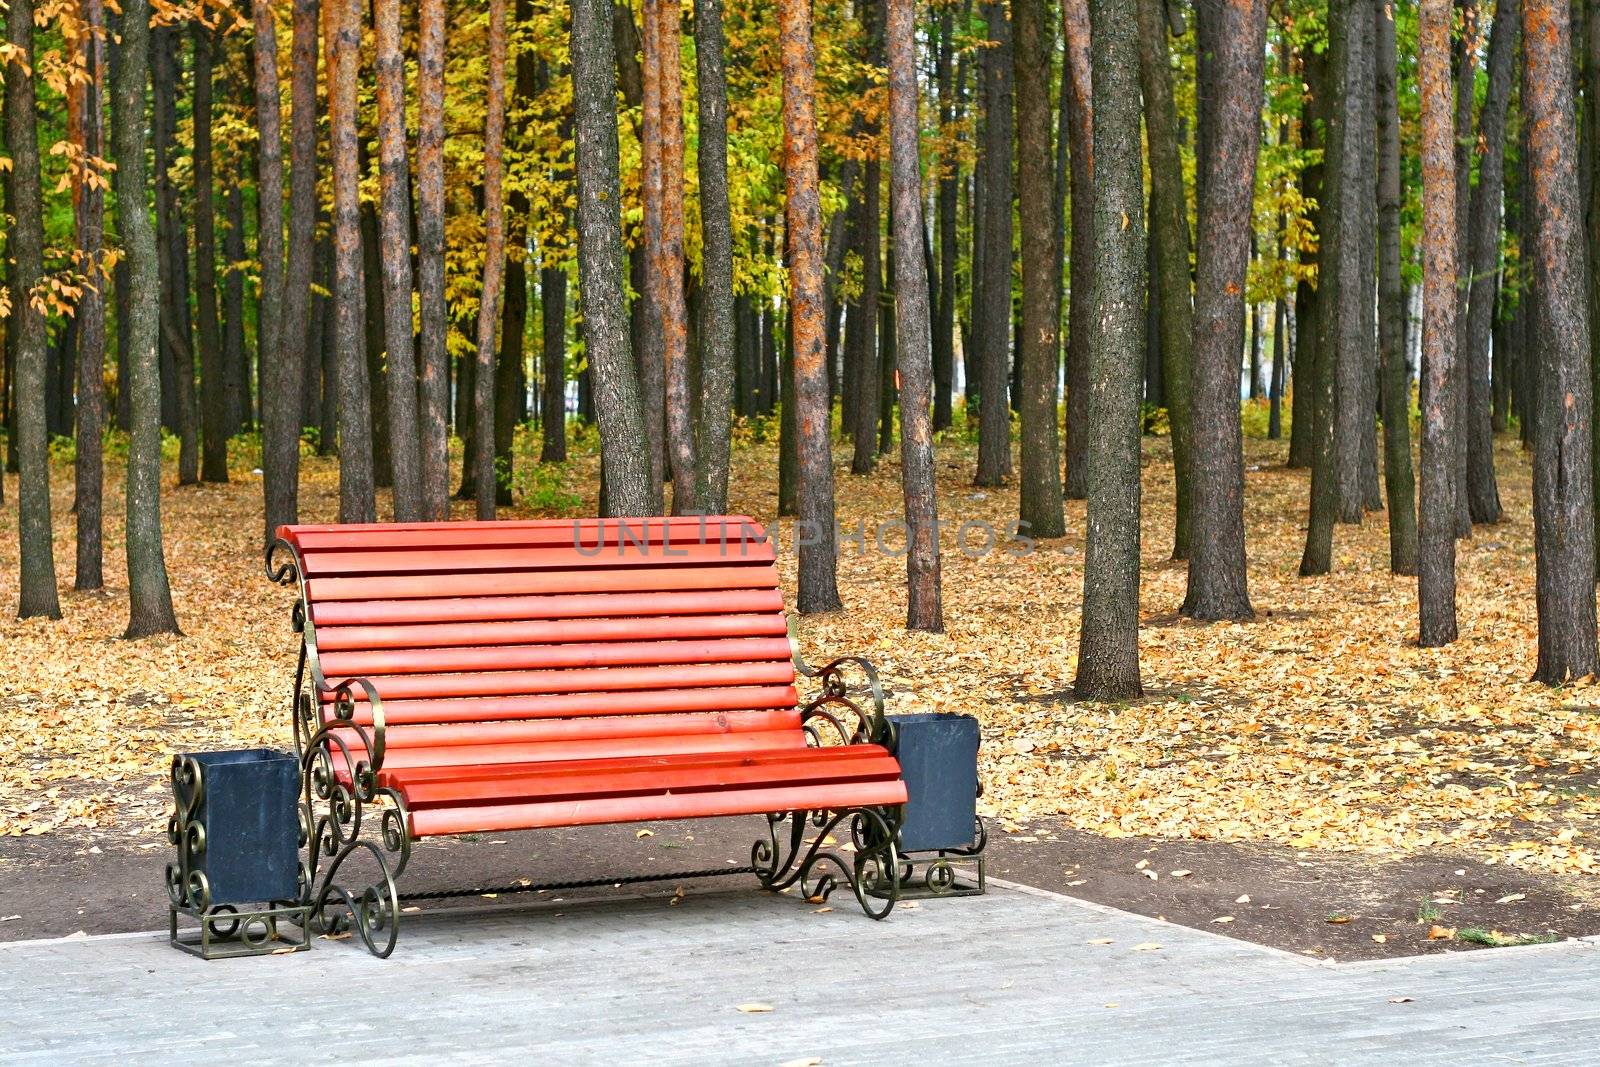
left=851, top=154, right=883, bottom=475
left=115, top=0, right=179, bottom=636
left=691, top=0, right=736, bottom=513
left=933, top=6, right=957, bottom=433
left=193, top=25, right=228, bottom=485
left=975, top=1, right=1014, bottom=487
left=75, top=0, right=108, bottom=591
left=7, top=0, right=61, bottom=618
left=282, top=0, right=320, bottom=470
left=1268, top=298, right=1285, bottom=439
left=1137, top=0, right=1194, bottom=560
left=885, top=0, right=945, bottom=629
left=415, top=0, right=449, bottom=518
left=572, top=0, right=655, bottom=516
left=1375, top=0, right=1418, bottom=574
left=1524, top=0, right=1598, bottom=680
left=328, top=0, right=374, bottom=522
left=1417, top=0, right=1460, bottom=645
left=469, top=0, right=510, bottom=521
left=1183, top=0, right=1264, bottom=621
left=222, top=165, right=248, bottom=435
left=1287, top=47, right=1325, bottom=470
left=153, top=26, right=198, bottom=486
left=1464, top=2, right=1517, bottom=525
left=1451, top=0, right=1481, bottom=539
left=257, top=0, right=296, bottom=540
left=1333, top=0, right=1376, bottom=525
left=1062, top=0, right=1093, bottom=499
left=649, top=0, right=693, bottom=515
left=778, top=0, right=843, bottom=613
left=540, top=258, right=568, bottom=462
left=1075, top=0, right=1144, bottom=700
left=638, top=0, right=666, bottom=502
left=1588, top=0, right=1600, bottom=552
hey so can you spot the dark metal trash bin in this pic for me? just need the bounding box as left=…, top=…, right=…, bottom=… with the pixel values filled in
left=883, top=713, right=987, bottom=897
left=167, top=749, right=311, bottom=959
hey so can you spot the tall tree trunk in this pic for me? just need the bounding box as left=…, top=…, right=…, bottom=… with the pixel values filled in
left=933, top=6, right=957, bottom=433
left=222, top=163, right=248, bottom=435
left=778, top=0, right=843, bottom=613
left=316, top=233, right=337, bottom=454
left=1417, top=0, right=1460, bottom=645
left=416, top=0, right=449, bottom=518
left=328, top=0, right=374, bottom=522
left=540, top=258, right=568, bottom=462
left=651, top=0, right=693, bottom=514
left=638, top=0, right=667, bottom=502
left=975, top=1, right=1014, bottom=486
left=193, top=25, right=227, bottom=485
left=1183, top=0, right=1265, bottom=621
left=1288, top=46, right=1324, bottom=470
left=282, top=0, right=320, bottom=471
left=257, top=0, right=296, bottom=541
left=572, top=0, right=655, bottom=515
left=1524, top=0, right=1598, bottom=680
left=471, top=0, right=510, bottom=520
left=1375, top=0, right=1419, bottom=574
left=851, top=155, right=883, bottom=475
left=1333, top=0, right=1376, bottom=524
left=75, top=0, right=108, bottom=592
left=1464, top=2, right=1517, bottom=525
left=1269, top=298, right=1285, bottom=439
left=1451, top=0, right=1481, bottom=539
left=1062, top=0, right=1093, bottom=499
left=7, top=0, right=61, bottom=618
left=693, top=0, right=736, bottom=514
left=153, top=26, right=199, bottom=486
left=1137, top=0, right=1194, bottom=560
left=1015, top=0, right=1064, bottom=538
left=1588, top=0, right=1600, bottom=552
left=373, top=0, right=423, bottom=520
left=886, top=0, right=944, bottom=629
left=1075, top=0, right=1145, bottom=700
left=115, top=0, right=179, bottom=636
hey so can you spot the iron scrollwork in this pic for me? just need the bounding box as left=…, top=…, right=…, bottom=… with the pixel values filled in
left=268, top=538, right=412, bottom=958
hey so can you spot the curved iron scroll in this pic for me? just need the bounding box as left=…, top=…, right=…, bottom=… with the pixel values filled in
left=786, top=616, right=892, bottom=747
left=751, top=807, right=904, bottom=919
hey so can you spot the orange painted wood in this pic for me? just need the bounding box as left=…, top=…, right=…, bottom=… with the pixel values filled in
left=310, top=588, right=784, bottom=631
left=306, top=563, right=781, bottom=603
left=340, top=685, right=800, bottom=725
left=341, top=728, right=809, bottom=771
left=297, top=540, right=774, bottom=578
left=407, top=779, right=910, bottom=836
left=319, top=636, right=794, bottom=679
left=384, top=744, right=890, bottom=788
left=319, top=660, right=797, bottom=702
left=314, top=612, right=787, bottom=652
left=396, top=751, right=903, bottom=806
left=286, top=516, right=767, bottom=552
left=282, top=514, right=761, bottom=538
left=357, top=709, right=801, bottom=748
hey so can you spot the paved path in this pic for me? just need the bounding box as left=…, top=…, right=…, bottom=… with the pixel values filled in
left=1, top=880, right=1595, bottom=1065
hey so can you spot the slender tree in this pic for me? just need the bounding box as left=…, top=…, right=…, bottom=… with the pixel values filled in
left=282, top=0, right=321, bottom=491
left=1075, top=0, right=1145, bottom=700
left=416, top=0, right=449, bottom=519
left=975, top=1, right=1014, bottom=487
left=1463, top=2, right=1517, bottom=525
left=74, top=0, right=108, bottom=591
left=116, top=0, right=179, bottom=636
left=932, top=5, right=957, bottom=432
left=572, top=0, right=654, bottom=516
left=151, top=26, right=198, bottom=485
left=654, top=0, right=694, bottom=513
left=1183, top=0, right=1265, bottom=620
left=694, top=0, right=736, bottom=514
left=328, top=0, right=374, bottom=522
left=1136, top=0, right=1193, bottom=560
left=1523, top=0, right=1597, bottom=680
left=1375, top=0, right=1418, bottom=574
left=1417, top=0, right=1459, bottom=645
left=639, top=0, right=666, bottom=501
left=373, top=0, right=423, bottom=520
left=193, top=24, right=227, bottom=485
left=256, top=0, right=296, bottom=542
left=7, top=0, right=60, bottom=618
left=1061, top=0, right=1093, bottom=498
left=887, top=0, right=944, bottom=630
left=779, top=0, right=843, bottom=613
left=1015, top=0, right=1064, bottom=539
left=471, top=0, right=510, bottom=521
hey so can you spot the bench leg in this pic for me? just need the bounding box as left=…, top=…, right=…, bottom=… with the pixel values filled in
left=752, top=806, right=904, bottom=919
left=301, top=744, right=412, bottom=957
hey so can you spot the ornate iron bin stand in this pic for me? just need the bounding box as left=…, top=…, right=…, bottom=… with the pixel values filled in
left=879, top=712, right=987, bottom=898
left=167, top=749, right=312, bottom=959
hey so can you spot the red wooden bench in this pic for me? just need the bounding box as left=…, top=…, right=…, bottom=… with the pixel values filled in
left=267, top=516, right=907, bottom=955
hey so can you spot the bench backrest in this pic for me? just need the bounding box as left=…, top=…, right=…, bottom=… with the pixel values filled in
left=277, top=516, right=804, bottom=767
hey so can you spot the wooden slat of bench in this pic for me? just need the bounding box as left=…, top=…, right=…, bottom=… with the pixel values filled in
left=289, top=517, right=766, bottom=552
left=321, top=660, right=796, bottom=702
left=407, top=779, right=910, bottom=836
left=363, top=709, right=801, bottom=749
left=320, top=636, right=793, bottom=679
left=340, top=685, right=800, bottom=725
left=284, top=515, right=757, bottom=537
left=306, top=563, right=781, bottom=603
left=354, top=728, right=809, bottom=771
left=297, top=540, right=774, bottom=578
left=384, top=745, right=882, bottom=787
left=314, top=612, right=786, bottom=652
left=310, top=588, right=785, bottom=631
left=396, top=749, right=902, bottom=807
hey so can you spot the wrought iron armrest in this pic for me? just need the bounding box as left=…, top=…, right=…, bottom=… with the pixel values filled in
left=787, top=617, right=891, bottom=747
left=330, top=678, right=386, bottom=775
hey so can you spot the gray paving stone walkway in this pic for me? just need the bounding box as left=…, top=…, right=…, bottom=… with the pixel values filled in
left=0, top=879, right=1595, bottom=1065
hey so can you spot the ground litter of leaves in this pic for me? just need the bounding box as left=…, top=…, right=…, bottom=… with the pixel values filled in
left=1, top=428, right=1597, bottom=896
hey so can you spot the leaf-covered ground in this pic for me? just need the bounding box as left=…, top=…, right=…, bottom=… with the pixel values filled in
left=2, top=428, right=1597, bottom=886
